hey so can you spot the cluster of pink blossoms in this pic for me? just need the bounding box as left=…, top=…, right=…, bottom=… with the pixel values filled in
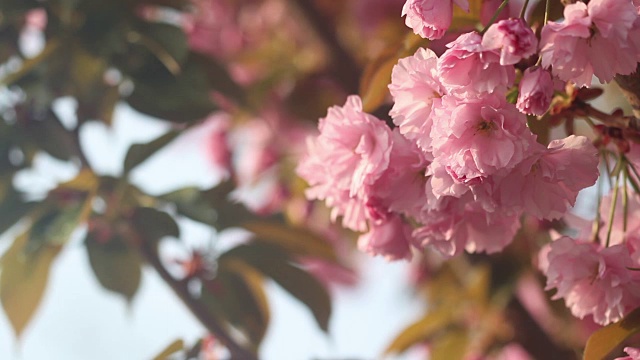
left=298, top=0, right=640, bottom=329
left=297, top=47, right=599, bottom=261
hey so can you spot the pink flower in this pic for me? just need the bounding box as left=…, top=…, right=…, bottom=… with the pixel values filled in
left=616, top=347, right=640, bottom=360
left=430, top=94, right=537, bottom=184
left=540, top=236, right=640, bottom=325
left=438, top=32, right=515, bottom=96
left=296, top=96, right=392, bottom=232
left=496, top=135, right=599, bottom=220
left=495, top=343, right=533, bottom=360
left=540, top=0, right=640, bottom=87
left=358, top=214, right=414, bottom=261
left=389, top=47, right=445, bottom=152
left=516, top=67, right=554, bottom=116
left=482, top=18, right=538, bottom=65
left=414, top=195, right=521, bottom=257
left=402, top=0, right=470, bottom=40
left=367, top=129, right=429, bottom=219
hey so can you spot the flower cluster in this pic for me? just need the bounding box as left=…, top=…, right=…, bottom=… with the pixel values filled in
left=297, top=0, right=640, bottom=332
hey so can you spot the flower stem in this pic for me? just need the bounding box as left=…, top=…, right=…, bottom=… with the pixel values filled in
left=520, top=0, right=530, bottom=19
left=480, top=0, right=510, bottom=35
left=605, top=166, right=620, bottom=248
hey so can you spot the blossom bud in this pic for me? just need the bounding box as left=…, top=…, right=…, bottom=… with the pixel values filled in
left=517, top=67, right=554, bottom=116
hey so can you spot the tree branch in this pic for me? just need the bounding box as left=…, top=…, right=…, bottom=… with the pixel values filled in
left=506, top=298, right=578, bottom=360
left=138, top=241, right=259, bottom=360
left=290, top=0, right=361, bottom=94
left=615, top=63, right=640, bottom=120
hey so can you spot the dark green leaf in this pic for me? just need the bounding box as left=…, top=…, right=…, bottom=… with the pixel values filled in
left=26, top=108, right=78, bottom=161
left=159, top=187, right=217, bottom=225
left=192, top=53, right=245, bottom=105
left=123, top=130, right=180, bottom=174
left=85, top=233, right=142, bottom=302
left=0, top=186, right=39, bottom=236
left=135, top=22, right=189, bottom=73
left=130, top=207, right=180, bottom=245
left=201, top=267, right=270, bottom=347
left=0, top=231, right=61, bottom=338
left=126, top=54, right=217, bottom=123
left=221, top=243, right=332, bottom=332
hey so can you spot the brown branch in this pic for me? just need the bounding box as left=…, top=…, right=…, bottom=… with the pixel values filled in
left=615, top=63, right=640, bottom=120
left=290, top=0, right=361, bottom=94
left=506, top=298, right=578, bottom=360
left=138, top=241, right=259, bottom=360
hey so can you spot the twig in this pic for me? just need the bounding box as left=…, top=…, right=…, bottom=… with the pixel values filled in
left=138, top=241, right=259, bottom=360
left=615, top=64, right=640, bottom=120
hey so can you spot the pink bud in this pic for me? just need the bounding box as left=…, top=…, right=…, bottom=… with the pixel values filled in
left=517, top=67, right=554, bottom=116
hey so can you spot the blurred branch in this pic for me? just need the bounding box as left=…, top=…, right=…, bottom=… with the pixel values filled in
left=615, top=64, right=640, bottom=119
left=506, top=298, right=578, bottom=360
left=138, top=240, right=259, bottom=360
left=290, top=0, right=361, bottom=94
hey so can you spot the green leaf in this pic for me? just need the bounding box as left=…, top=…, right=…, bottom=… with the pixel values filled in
left=151, top=339, right=185, bottom=360
left=123, top=130, right=180, bottom=174
left=243, top=221, right=337, bottom=262
left=0, top=187, right=39, bottom=236
left=384, top=309, right=455, bottom=355
left=584, top=307, right=640, bottom=360
left=126, top=54, right=218, bottom=123
left=0, top=231, right=61, bottom=338
left=85, top=233, right=142, bottom=302
left=159, top=187, right=217, bottom=225
left=201, top=266, right=270, bottom=347
left=130, top=207, right=180, bottom=245
left=132, top=22, right=190, bottom=75
left=221, top=243, right=332, bottom=332
left=27, top=202, right=87, bottom=252
left=26, top=108, right=78, bottom=162
left=192, top=53, right=245, bottom=105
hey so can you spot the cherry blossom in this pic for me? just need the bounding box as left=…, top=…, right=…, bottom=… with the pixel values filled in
left=516, top=67, right=554, bottom=116
left=482, top=18, right=538, bottom=66
left=402, top=0, right=470, bottom=40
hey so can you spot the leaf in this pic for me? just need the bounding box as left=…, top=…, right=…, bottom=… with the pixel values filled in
left=132, top=22, right=190, bottom=75
left=58, top=169, right=99, bottom=193
left=85, top=233, right=143, bottom=302
left=223, top=261, right=271, bottom=346
left=201, top=266, right=270, bottom=347
left=26, top=108, right=78, bottom=161
left=151, top=339, right=185, bottom=360
left=584, top=307, right=640, bottom=360
left=0, top=38, right=61, bottom=86
left=242, top=221, right=337, bottom=261
left=126, top=54, right=217, bottom=123
left=159, top=187, right=217, bottom=225
left=430, top=329, right=469, bottom=360
left=221, top=243, right=332, bottom=332
left=0, top=231, right=61, bottom=338
left=123, top=130, right=180, bottom=174
left=384, top=309, right=455, bottom=355
left=0, top=187, right=39, bottom=236
left=130, top=207, right=180, bottom=245
left=191, top=53, right=245, bottom=105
